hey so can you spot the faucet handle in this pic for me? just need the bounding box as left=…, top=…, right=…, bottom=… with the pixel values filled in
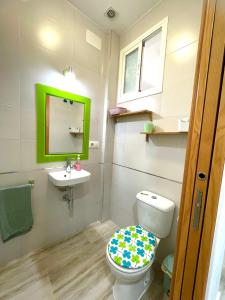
left=65, top=158, right=73, bottom=173
left=65, top=157, right=72, bottom=168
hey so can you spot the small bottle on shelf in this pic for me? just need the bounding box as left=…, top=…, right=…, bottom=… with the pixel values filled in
left=74, top=155, right=81, bottom=171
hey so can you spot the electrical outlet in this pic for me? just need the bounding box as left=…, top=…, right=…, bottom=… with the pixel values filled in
left=89, top=141, right=99, bottom=149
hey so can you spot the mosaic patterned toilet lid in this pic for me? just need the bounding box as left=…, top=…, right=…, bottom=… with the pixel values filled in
left=107, top=225, right=157, bottom=270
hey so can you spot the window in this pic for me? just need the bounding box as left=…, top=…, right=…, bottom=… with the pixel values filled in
left=118, top=18, right=168, bottom=103
left=123, top=47, right=139, bottom=94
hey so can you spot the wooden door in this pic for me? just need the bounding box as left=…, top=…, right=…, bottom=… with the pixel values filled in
left=194, top=47, right=225, bottom=300
left=170, top=0, right=225, bottom=299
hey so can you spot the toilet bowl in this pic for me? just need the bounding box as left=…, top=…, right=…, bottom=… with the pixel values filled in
left=106, top=225, right=160, bottom=300
left=106, top=191, right=175, bottom=300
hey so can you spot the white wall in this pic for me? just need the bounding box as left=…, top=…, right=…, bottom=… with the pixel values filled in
left=0, top=0, right=109, bottom=266
left=101, top=31, right=120, bottom=221
left=110, top=0, right=203, bottom=261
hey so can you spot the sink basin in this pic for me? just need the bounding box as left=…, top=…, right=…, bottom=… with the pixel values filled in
left=48, top=169, right=91, bottom=187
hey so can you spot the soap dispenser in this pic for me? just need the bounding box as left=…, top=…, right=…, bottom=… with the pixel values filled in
left=74, top=155, right=81, bottom=171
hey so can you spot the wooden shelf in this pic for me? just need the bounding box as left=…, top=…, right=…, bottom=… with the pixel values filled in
left=141, top=131, right=188, bottom=141
left=141, top=131, right=188, bottom=135
left=111, top=110, right=152, bottom=121
left=69, top=132, right=83, bottom=136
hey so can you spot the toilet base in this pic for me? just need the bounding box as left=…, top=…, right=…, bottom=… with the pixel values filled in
left=112, top=268, right=154, bottom=300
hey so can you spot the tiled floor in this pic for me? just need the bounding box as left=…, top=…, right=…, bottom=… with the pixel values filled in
left=0, top=220, right=166, bottom=300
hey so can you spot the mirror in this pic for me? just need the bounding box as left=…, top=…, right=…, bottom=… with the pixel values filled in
left=47, top=96, right=84, bottom=154
left=36, top=84, right=90, bottom=163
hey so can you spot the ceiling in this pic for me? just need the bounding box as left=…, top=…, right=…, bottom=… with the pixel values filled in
left=68, top=0, right=161, bottom=35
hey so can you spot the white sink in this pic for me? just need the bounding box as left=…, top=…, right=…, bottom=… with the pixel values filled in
left=48, top=169, right=91, bottom=187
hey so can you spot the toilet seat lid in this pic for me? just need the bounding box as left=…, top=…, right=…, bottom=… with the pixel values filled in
left=107, top=225, right=156, bottom=270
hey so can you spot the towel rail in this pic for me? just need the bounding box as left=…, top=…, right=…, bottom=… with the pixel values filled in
left=28, top=180, right=35, bottom=187
left=0, top=181, right=35, bottom=191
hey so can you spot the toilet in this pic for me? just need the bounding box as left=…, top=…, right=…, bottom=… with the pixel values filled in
left=106, top=191, right=175, bottom=300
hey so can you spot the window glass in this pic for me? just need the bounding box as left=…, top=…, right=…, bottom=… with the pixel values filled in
left=140, top=28, right=162, bottom=91
left=123, top=47, right=139, bottom=94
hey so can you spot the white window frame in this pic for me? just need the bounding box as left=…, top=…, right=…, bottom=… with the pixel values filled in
left=117, top=17, right=168, bottom=103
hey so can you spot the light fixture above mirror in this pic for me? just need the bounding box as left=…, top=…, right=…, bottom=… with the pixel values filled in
left=63, top=67, right=76, bottom=81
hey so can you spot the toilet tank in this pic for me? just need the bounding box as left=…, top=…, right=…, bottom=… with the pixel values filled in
left=136, top=191, right=175, bottom=239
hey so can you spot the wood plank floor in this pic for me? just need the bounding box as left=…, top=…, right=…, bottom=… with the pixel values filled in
left=0, top=220, right=165, bottom=300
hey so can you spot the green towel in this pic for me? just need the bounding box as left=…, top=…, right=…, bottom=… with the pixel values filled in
left=0, top=184, right=33, bottom=242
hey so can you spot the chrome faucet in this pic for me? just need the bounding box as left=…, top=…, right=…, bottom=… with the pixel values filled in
left=65, top=158, right=73, bottom=173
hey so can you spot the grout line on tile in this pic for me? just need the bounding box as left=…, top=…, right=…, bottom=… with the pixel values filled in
left=112, top=163, right=183, bottom=184
left=167, top=39, right=198, bottom=56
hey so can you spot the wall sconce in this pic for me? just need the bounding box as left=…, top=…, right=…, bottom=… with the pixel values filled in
left=63, top=67, right=75, bottom=81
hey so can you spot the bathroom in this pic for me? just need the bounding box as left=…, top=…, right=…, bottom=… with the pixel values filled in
left=2, top=0, right=225, bottom=299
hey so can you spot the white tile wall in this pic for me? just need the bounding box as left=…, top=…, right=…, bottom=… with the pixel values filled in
left=20, top=109, right=36, bottom=140
left=110, top=0, right=203, bottom=262
left=161, top=42, right=198, bottom=118
left=0, top=70, right=20, bottom=108
left=74, top=11, right=106, bottom=75
left=0, top=140, right=20, bottom=173
left=101, top=32, right=120, bottom=220
left=113, top=119, right=187, bottom=182
left=121, top=0, right=202, bottom=52
left=0, top=106, right=20, bottom=139
left=0, top=0, right=108, bottom=266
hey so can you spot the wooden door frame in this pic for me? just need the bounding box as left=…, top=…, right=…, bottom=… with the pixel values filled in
left=170, top=0, right=217, bottom=298
left=181, top=0, right=225, bottom=293
left=194, top=47, right=225, bottom=300
left=193, top=0, right=225, bottom=297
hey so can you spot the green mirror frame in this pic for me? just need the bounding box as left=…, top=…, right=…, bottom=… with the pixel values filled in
left=36, top=83, right=91, bottom=163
